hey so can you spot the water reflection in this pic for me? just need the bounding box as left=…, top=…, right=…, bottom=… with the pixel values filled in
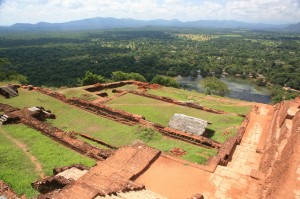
left=176, top=75, right=271, bottom=104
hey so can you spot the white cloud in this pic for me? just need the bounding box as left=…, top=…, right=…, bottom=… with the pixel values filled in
left=0, top=0, right=299, bottom=25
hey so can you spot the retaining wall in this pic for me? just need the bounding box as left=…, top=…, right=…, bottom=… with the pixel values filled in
left=68, top=98, right=143, bottom=125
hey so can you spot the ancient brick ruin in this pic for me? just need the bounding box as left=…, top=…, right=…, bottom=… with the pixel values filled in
left=1, top=81, right=299, bottom=199
left=30, top=84, right=223, bottom=149
left=48, top=143, right=162, bottom=199
left=0, top=84, right=19, bottom=98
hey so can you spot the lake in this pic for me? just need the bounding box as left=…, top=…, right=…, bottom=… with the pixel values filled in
left=176, top=75, right=271, bottom=104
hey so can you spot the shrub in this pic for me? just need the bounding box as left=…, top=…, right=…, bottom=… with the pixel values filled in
left=82, top=71, right=107, bottom=85
left=136, top=127, right=161, bottom=142
left=151, top=75, right=179, bottom=88
left=111, top=71, right=146, bottom=82
left=200, top=77, right=230, bottom=96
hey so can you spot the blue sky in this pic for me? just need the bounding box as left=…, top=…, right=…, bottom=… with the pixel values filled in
left=0, top=0, right=299, bottom=25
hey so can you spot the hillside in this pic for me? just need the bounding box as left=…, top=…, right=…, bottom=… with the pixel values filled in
left=286, top=22, right=300, bottom=31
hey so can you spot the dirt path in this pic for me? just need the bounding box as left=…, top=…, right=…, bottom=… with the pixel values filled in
left=1, top=130, right=45, bottom=178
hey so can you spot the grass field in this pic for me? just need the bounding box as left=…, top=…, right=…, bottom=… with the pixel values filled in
left=1, top=89, right=216, bottom=164
left=147, top=87, right=253, bottom=115
left=0, top=128, right=39, bottom=198
left=0, top=124, right=95, bottom=198
left=2, top=89, right=139, bottom=147
left=107, top=93, right=244, bottom=143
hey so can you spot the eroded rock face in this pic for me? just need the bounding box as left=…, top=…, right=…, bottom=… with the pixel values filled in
left=258, top=97, right=300, bottom=199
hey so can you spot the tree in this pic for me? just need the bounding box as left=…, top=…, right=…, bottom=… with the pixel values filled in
left=256, top=78, right=266, bottom=86
left=200, top=77, right=230, bottom=96
left=9, top=74, right=29, bottom=84
left=0, top=58, right=29, bottom=84
left=82, top=71, right=107, bottom=85
left=151, top=75, right=179, bottom=88
left=111, top=71, right=146, bottom=82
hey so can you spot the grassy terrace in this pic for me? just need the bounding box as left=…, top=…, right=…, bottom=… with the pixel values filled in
left=107, top=93, right=245, bottom=143
left=1, top=89, right=217, bottom=164
left=2, top=89, right=139, bottom=147
left=0, top=124, right=95, bottom=198
left=58, top=87, right=99, bottom=101
left=147, top=87, right=253, bottom=115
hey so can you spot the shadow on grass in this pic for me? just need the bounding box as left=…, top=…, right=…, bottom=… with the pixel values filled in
left=204, top=128, right=215, bottom=139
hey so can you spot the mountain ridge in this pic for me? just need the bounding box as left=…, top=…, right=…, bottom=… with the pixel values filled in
left=2, top=17, right=296, bottom=31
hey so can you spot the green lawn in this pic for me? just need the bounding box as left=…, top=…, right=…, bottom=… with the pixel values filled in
left=1, top=89, right=139, bottom=147
left=147, top=87, right=252, bottom=115
left=107, top=93, right=244, bottom=143
left=0, top=124, right=95, bottom=198
left=0, top=89, right=218, bottom=165
left=0, top=128, right=39, bottom=198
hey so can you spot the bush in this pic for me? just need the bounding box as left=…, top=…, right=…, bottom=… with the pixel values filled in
left=151, top=75, right=179, bottom=88
left=200, top=77, right=230, bottom=96
left=82, top=71, right=107, bottom=85
left=256, top=78, right=266, bottom=86
left=270, top=86, right=300, bottom=103
left=111, top=71, right=146, bottom=82
left=136, top=127, right=161, bottom=142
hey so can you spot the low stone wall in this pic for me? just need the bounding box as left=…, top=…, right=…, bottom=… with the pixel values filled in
left=68, top=98, right=143, bottom=125
left=85, top=81, right=132, bottom=92
left=258, top=98, right=300, bottom=198
left=213, top=107, right=250, bottom=166
left=159, top=126, right=222, bottom=149
left=35, top=87, right=67, bottom=101
left=84, top=80, right=159, bottom=93
left=78, top=133, right=118, bottom=150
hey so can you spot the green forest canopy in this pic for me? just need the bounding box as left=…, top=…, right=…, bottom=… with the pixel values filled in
left=0, top=29, right=299, bottom=90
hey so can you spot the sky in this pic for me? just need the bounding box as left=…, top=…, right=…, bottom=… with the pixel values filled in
left=0, top=0, right=299, bottom=26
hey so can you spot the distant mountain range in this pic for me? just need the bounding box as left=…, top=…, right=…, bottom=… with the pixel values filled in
left=286, top=22, right=300, bottom=31
left=0, top=17, right=299, bottom=31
